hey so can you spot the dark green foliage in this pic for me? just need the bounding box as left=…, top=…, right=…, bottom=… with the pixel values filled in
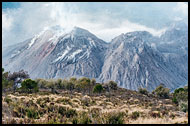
left=172, top=87, right=188, bottom=104
left=138, top=87, right=149, bottom=95
left=58, top=106, right=67, bottom=116
left=34, top=77, right=118, bottom=95
left=58, top=106, right=77, bottom=118
left=108, top=81, right=117, bottom=90
left=78, top=77, right=91, bottom=94
left=93, top=84, right=103, bottom=93
left=179, top=101, right=188, bottom=112
left=4, top=96, right=12, bottom=104
left=172, top=86, right=188, bottom=112
left=65, top=108, right=77, bottom=118
left=106, top=112, right=124, bottom=124
left=152, top=84, right=170, bottom=98
left=78, top=112, right=92, bottom=124
left=8, top=69, right=29, bottom=92
left=26, top=107, right=39, bottom=119
left=21, top=79, right=39, bottom=93
left=131, top=111, right=140, bottom=120
left=66, top=82, right=75, bottom=92
left=2, top=68, right=14, bottom=92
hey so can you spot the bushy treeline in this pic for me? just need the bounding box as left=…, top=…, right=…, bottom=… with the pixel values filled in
left=34, top=77, right=117, bottom=95
left=138, top=84, right=188, bottom=112
left=2, top=68, right=29, bottom=93
left=2, top=68, right=118, bottom=95
left=2, top=68, right=188, bottom=112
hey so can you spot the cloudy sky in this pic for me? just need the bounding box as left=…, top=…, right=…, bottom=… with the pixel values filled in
left=2, top=2, right=188, bottom=47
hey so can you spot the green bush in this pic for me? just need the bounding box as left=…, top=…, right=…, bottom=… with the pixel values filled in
left=58, top=106, right=67, bottom=116
left=21, top=79, right=39, bottom=93
left=78, top=112, right=92, bottom=124
left=26, top=107, right=39, bottom=119
left=179, top=101, right=188, bottom=112
left=93, top=84, right=103, bottom=93
left=131, top=111, right=140, bottom=120
left=4, top=96, right=12, bottom=104
left=65, top=108, right=77, bottom=118
left=152, top=84, right=170, bottom=98
left=138, top=88, right=149, bottom=95
left=108, top=81, right=118, bottom=90
left=172, top=87, right=188, bottom=104
left=106, top=112, right=124, bottom=124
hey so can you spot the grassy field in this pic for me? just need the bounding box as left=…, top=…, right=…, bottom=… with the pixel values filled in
left=2, top=88, right=188, bottom=124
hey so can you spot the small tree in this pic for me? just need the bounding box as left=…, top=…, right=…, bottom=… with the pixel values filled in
left=152, top=84, right=170, bottom=98
left=66, top=82, right=75, bottom=93
left=8, top=69, right=29, bottom=92
left=138, top=87, right=149, bottom=95
left=2, top=68, right=13, bottom=92
left=93, top=84, right=103, bottom=94
left=172, top=87, right=188, bottom=104
left=91, top=78, right=96, bottom=86
left=108, top=81, right=117, bottom=90
left=21, top=79, right=38, bottom=93
left=35, top=78, right=47, bottom=89
left=56, top=78, right=63, bottom=89
left=79, top=77, right=91, bottom=94
left=46, top=80, right=56, bottom=93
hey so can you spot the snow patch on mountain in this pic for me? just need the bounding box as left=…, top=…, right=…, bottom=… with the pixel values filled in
left=53, top=46, right=71, bottom=62
left=27, top=29, right=47, bottom=49
left=67, top=49, right=83, bottom=60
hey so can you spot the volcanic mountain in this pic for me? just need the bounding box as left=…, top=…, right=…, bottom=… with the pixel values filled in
left=2, top=23, right=188, bottom=91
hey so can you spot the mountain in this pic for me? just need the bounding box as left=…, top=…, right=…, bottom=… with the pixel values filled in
left=3, top=26, right=108, bottom=79
left=2, top=24, right=188, bottom=91
left=99, top=30, right=187, bottom=91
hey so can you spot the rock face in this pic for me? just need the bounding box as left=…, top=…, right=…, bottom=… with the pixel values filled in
left=2, top=23, right=188, bottom=91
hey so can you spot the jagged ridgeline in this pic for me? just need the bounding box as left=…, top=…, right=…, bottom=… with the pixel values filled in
left=2, top=22, right=188, bottom=91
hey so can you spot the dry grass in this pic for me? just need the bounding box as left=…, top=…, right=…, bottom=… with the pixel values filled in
left=2, top=88, right=188, bottom=124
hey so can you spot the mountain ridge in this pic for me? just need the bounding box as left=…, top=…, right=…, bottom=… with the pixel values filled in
left=2, top=24, right=188, bottom=91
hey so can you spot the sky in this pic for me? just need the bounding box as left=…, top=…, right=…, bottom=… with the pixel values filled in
left=2, top=2, right=188, bottom=47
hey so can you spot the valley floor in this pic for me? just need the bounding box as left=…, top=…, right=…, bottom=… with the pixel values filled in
left=2, top=88, right=188, bottom=124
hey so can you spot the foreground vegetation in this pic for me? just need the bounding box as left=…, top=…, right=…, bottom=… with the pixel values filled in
left=2, top=68, right=188, bottom=124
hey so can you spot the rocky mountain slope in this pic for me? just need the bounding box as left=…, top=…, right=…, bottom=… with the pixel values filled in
left=2, top=23, right=188, bottom=91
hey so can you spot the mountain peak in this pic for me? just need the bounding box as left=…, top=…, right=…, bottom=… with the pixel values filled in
left=70, top=26, right=95, bottom=38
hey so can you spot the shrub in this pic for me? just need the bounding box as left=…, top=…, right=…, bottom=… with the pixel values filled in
left=65, top=82, right=75, bottom=92
left=26, top=107, right=39, bottom=119
left=78, top=112, right=92, bottom=124
left=93, top=84, right=103, bottom=93
left=72, top=117, right=78, bottom=124
left=149, top=111, right=161, bottom=118
left=106, top=112, right=124, bottom=124
left=35, top=78, right=47, bottom=89
left=65, top=108, right=77, bottom=118
left=46, top=80, right=56, bottom=93
left=108, top=81, right=117, bottom=90
left=8, top=69, right=30, bottom=92
left=21, top=79, right=39, bottom=93
left=138, top=87, right=149, bottom=95
left=179, top=101, right=188, bottom=112
left=131, top=111, right=140, bottom=120
left=152, top=84, right=170, bottom=98
left=172, top=87, right=188, bottom=104
left=4, top=96, right=12, bottom=104
left=58, top=106, right=67, bottom=116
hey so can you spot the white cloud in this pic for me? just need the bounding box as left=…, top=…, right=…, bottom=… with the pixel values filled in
left=2, top=2, right=187, bottom=46
left=2, top=12, right=13, bottom=31
left=174, top=2, right=188, bottom=16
